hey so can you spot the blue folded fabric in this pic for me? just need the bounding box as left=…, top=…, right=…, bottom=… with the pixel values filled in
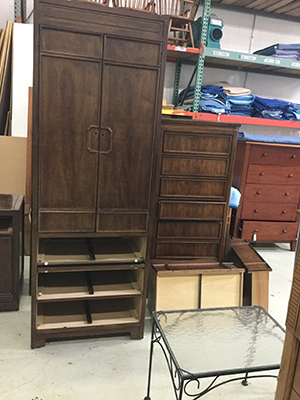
left=238, top=131, right=300, bottom=145
left=230, top=105, right=254, bottom=117
left=225, top=94, right=255, bottom=106
left=199, top=98, right=230, bottom=114
left=254, top=43, right=300, bottom=55
left=229, top=187, right=241, bottom=209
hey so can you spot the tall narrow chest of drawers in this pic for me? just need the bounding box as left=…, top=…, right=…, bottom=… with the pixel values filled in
left=150, top=119, right=239, bottom=262
left=231, top=141, right=300, bottom=250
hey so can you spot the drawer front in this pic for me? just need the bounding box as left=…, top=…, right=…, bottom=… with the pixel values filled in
left=157, top=221, right=222, bottom=239
left=249, top=144, right=300, bottom=166
left=293, top=352, right=300, bottom=396
left=162, top=156, right=229, bottom=177
left=241, top=221, right=299, bottom=241
left=160, top=178, right=227, bottom=200
left=163, top=132, right=232, bottom=155
left=242, top=201, right=297, bottom=221
left=244, top=184, right=300, bottom=204
left=156, top=241, right=219, bottom=258
left=247, top=165, right=300, bottom=185
left=159, top=201, right=225, bottom=220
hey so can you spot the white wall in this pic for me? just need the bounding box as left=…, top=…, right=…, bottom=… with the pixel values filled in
left=0, top=0, right=14, bottom=28
left=11, top=23, right=33, bottom=138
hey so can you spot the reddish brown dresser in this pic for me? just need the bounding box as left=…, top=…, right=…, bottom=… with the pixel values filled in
left=232, top=141, right=300, bottom=250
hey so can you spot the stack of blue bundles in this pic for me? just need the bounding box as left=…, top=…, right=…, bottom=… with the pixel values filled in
left=225, top=94, right=255, bottom=117
left=254, top=43, right=300, bottom=60
left=253, top=96, right=300, bottom=121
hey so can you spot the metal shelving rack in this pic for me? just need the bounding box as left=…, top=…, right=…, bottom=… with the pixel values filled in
left=169, top=0, right=300, bottom=121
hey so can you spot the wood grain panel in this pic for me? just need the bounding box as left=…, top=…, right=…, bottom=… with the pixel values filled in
left=241, top=201, right=297, bottom=221
left=157, top=221, right=222, bottom=239
left=244, top=184, right=300, bottom=204
left=98, top=62, right=158, bottom=217
left=156, top=241, right=219, bottom=258
left=104, top=36, right=161, bottom=66
left=160, top=178, right=226, bottom=200
left=163, top=132, right=232, bottom=155
left=39, top=55, right=100, bottom=220
left=159, top=201, right=225, bottom=220
left=249, top=144, right=300, bottom=167
left=246, top=165, right=300, bottom=185
left=162, top=156, right=228, bottom=177
left=241, top=221, right=298, bottom=241
left=97, top=212, right=148, bottom=233
left=41, top=27, right=103, bottom=58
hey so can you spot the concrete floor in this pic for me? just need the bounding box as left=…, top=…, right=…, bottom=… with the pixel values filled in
left=0, top=243, right=295, bottom=400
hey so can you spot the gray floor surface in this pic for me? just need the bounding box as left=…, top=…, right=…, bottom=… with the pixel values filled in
left=0, top=243, right=295, bottom=400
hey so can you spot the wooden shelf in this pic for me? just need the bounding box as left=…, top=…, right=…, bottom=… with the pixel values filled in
left=37, top=270, right=143, bottom=301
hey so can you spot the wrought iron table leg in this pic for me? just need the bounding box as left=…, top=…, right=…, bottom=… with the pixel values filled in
left=144, top=322, right=156, bottom=400
left=242, top=372, right=249, bottom=386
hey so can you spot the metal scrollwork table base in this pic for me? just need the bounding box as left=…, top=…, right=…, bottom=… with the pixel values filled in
left=144, top=306, right=285, bottom=400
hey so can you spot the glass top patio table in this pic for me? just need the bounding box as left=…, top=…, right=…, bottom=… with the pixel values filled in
left=153, top=306, right=285, bottom=379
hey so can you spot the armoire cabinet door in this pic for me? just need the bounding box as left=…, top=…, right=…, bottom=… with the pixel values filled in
left=38, top=29, right=102, bottom=233
left=97, top=37, right=161, bottom=234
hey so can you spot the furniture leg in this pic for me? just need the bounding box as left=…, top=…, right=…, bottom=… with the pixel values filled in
left=242, top=372, right=249, bottom=386
left=144, top=322, right=156, bottom=400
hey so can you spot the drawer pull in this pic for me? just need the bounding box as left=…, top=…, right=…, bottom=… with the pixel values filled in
left=285, top=192, right=290, bottom=196
left=282, top=210, right=287, bottom=214
left=282, top=229, right=287, bottom=233
left=259, top=172, right=264, bottom=176
left=254, top=209, right=258, bottom=213
left=291, top=155, right=296, bottom=159
left=288, top=174, right=293, bottom=178
left=253, top=229, right=258, bottom=241
left=256, top=191, right=261, bottom=195
left=262, top=153, right=267, bottom=157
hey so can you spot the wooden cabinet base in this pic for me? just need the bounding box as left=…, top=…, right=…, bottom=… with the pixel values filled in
left=32, top=323, right=143, bottom=349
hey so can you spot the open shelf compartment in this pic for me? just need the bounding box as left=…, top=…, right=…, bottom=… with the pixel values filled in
left=38, top=237, right=145, bottom=266
left=37, top=269, right=144, bottom=301
left=0, top=217, right=13, bottom=235
left=36, top=297, right=142, bottom=330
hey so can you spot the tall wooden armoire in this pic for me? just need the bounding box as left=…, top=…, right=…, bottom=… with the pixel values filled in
left=31, top=0, right=168, bottom=348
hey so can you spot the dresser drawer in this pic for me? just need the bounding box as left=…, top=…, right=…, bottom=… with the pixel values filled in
left=163, top=132, right=232, bottom=156
left=161, top=156, right=229, bottom=177
left=249, top=144, right=300, bottom=166
left=160, top=178, right=227, bottom=200
left=159, top=201, right=225, bottom=220
left=155, top=241, right=219, bottom=258
left=244, top=184, right=300, bottom=204
left=241, top=221, right=298, bottom=241
left=247, top=165, right=300, bottom=185
left=241, top=201, right=297, bottom=221
left=157, top=221, right=222, bottom=239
